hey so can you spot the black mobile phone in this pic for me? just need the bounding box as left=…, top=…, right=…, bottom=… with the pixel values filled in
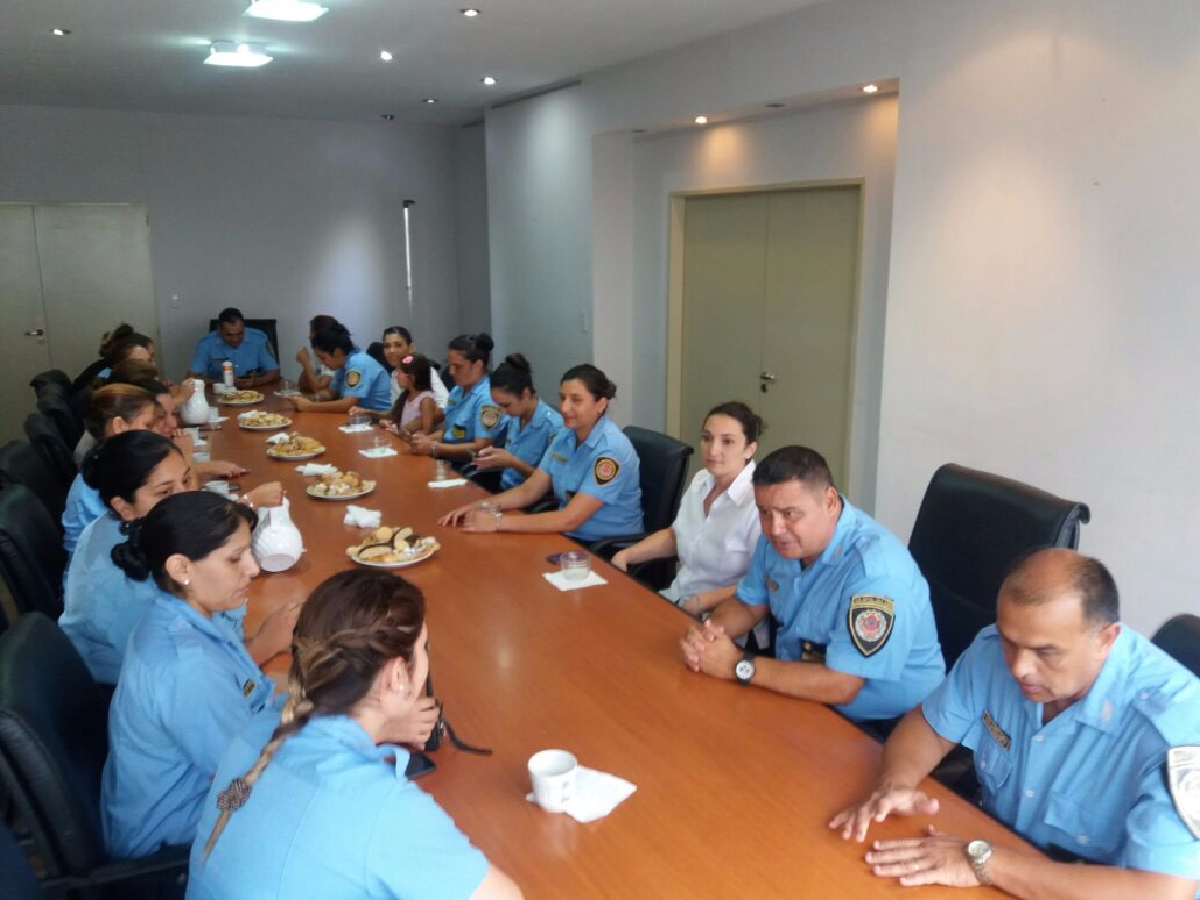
left=405, top=751, right=436, bottom=779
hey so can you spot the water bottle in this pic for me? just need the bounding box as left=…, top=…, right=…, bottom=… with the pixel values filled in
left=222, top=359, right=234, bottom=389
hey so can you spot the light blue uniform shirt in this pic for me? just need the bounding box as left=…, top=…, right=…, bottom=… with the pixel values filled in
left=735, top=498, right=944, bottom=722
left=59, top=513, right=246, bottom=684
left=537, top=416, right=643, bottom=542
left=187, top=714, right=490, bottom=900
left=500, top=398, right=563, bottom=490
left=102, top=592, right=280, bottom=858
left=441, top=376, right=503, bottom=445
left=923, top=625, right=1200, bottom=885
left=329, top=348, right=391, bottom=411
left=188, top=327, right=277, bottom=380
left=63, top=472, right=107, bottom=556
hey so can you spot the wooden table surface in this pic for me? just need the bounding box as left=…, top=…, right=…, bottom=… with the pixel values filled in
left=210, top=397, right=1016, bottom=899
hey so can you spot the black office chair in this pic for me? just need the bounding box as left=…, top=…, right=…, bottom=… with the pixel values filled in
left=0, top=614, right=188, bottom=899
left=207, top=318, right=280, bottom=365
left=36, top=388, right=83, bottom=450
left=0, top=822, right=42, bottom=899
left=586, top=427, right=693, bottom=588
left=0, top=486, right=66, bottom=619
left=1152, top=614, right=1200, bottom=678
left=461, top=427, right=508, bottom=493
left=0, top=441, right=68, bottom=527
left=30, top=369, right=71, bottom=395
left=909, top=463, right=1090, bottom=670
left=24, top=414, right=77, bottom=484
left=69, top=385, right=93, bottom=430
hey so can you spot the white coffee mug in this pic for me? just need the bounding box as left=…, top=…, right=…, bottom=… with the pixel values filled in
left=528, top=749, right=577, bottom=814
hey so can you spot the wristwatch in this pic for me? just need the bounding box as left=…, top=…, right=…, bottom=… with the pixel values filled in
left=965, top=839, right=994, bottom=885
left=734, top=651, right=756, bottom=685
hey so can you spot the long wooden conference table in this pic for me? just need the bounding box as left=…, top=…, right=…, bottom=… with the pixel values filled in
left=210, top=398, right=1018, bottom=898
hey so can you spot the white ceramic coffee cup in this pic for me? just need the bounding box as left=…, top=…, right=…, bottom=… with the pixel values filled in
left=528, top=749, right=577, bottom=814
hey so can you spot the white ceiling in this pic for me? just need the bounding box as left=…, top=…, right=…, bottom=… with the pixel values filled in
left=2, top=0, right=830, bottom=126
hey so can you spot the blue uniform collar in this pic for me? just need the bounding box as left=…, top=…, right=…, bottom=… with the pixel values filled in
left=1053, top=625, right=1131, bottom=735
left=302, top=714, right=412, bottom=779
left=812, top=495, right=857, bottom=569
left=154, top=591, right=242, bottom=644
left=467, top=375, right=491, bottom=400
left=579, top=415, right=613, bottom=450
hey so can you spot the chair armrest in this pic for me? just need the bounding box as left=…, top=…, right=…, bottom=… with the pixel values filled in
left=526, top=498, right=558, bottom=515
left=75, top=844, right=191, bottom=887
left=625, top=555, right=679, bottom=580
left=585, top=533, right=649, bottom=559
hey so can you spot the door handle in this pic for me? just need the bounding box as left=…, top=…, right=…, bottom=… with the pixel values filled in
left=23, top=329, right=45, bottom=337
left=759, top=372, right=776, bottom=382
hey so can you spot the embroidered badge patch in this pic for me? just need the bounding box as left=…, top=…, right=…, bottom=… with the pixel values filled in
left=848, top=594, right=895, bottom=657
left=451, top=425, right=467, bottom=439
left=594, top=456, right=620, bottom=485
left=480, top=405, right=500, bottom=429
left=346, top=370, right=361, bottom=388
left=1167, top=746, right=1200, bottom=839
left=242, top=678, right=256, bottom=698
left=765, top=576, right=779, bottom=593
left=982, top=710, right=1011, bottom=750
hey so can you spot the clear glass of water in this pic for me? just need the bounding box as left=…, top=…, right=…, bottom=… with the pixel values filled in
left=435, top=459, right=451, bottom=481
left=280, top=378, right=296, bottom=394
left=372, top=435, right=389, bottom=453
left=560, top=550, right=590, bottom=581
left=478, top=500, right=502, bottom=522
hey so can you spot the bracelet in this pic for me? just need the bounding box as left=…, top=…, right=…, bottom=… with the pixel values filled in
left=431, top=441, right=439, bottom=458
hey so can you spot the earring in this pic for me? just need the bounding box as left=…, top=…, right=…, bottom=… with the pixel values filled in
left=182, top=579, right=191, bottom=586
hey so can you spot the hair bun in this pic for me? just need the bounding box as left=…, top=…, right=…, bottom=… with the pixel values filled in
left=476, top=333, right=494, bottom=354
left=505, top=352, right=530, bottom=372
left=111, top=518, right=152, bottom=581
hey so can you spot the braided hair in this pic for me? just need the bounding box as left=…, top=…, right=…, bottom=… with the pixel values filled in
left=202, top=569, right=426, bottom=859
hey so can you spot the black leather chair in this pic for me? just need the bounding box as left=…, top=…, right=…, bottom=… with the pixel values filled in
left=36, top=388, right=83, bottom=450
left=0, top=441, right=68, bottom=527
left=1152, top=614, right=1200, bottom=677
left=0, top=822, right=42, bottom=899
left=68, top=385, right=93, bottom=430
left=0, top=614, right=188, bottom=899
left=207, top=318, right=280, bottom=365
left=24, top=414, right=77, bottom=484
left=0, top=486, right=66, bottom=619
left=586, top=427, right=694, bottom=587
left=461, top=427, right=508, bottom=493
left=909, top=464, right=1090, bottom=670
left=30, top=369, right=71, bottom=395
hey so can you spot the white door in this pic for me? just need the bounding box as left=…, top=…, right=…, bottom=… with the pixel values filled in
left=0, top=206, right=52, bottom=443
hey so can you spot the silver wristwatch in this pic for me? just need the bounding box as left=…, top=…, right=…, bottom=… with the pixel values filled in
left=734, top=652, right=756, bottom=685
left=965, top=840, right=994, bottom=886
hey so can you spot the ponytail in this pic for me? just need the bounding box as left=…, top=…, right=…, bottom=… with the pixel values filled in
left=490, top=352, right=535, bottom=397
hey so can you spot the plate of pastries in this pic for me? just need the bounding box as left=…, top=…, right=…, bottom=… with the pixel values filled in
left=306, top=470, right=377, bottom=500
left=266, top=434, right=326, bottom=460
left=220, top=390, right=265, bottom=406
left=238, top=410, right=292, bottom=430
left=346, top=526, right=441, bottom=568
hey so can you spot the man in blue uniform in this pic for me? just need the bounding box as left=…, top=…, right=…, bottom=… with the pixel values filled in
left=680, top=445, right=944, bottom=723
left=186, top=307, right=280, bottom=388
left=830, top=549, right=1200, bottom=899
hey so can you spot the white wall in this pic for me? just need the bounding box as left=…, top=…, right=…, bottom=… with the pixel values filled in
left=0, top=104, right=470, bottom=378
left=485, top=0, right=1200, bottom=637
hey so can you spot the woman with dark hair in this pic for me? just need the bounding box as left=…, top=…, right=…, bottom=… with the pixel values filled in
left=188, top=570, right=522, bottom=899
left=296, top=314, right=341, bottom=394
left=350, top=352, right=443, bottom=436
left=411, top=333, right=504, bottom=461
left=101, top=491, right=289, bottom=859
left=381, top=326, right=449, bottom=407
left=440, top=364, right=642, bottom=540
left=290, top=324, right=391, bottom=413
left=61, top=432, right=291, bottom=685
left=471, top=353, right=563, bottom=491
left=614, top=402, right=765, bottom=619
left=70, top=324, right=156, bottom=392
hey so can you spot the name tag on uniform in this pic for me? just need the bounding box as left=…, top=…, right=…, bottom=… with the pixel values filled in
left=799, top=640, right=827, bottom=663
left=982, top=709, right=1011, bottom=750
left=242, top=678, right=256, bottom=698
left=451, top=425, right=467, bottom=439
left=551, top=452, right=569, bottom=463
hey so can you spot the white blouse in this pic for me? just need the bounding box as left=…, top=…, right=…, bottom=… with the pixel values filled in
left=662, top=462, right=760, bottom=603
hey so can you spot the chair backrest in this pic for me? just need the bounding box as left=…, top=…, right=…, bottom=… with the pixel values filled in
left=30, top=369, right=71, bottom=394
left=208, top=318, right=280, bottom=364
left=68, top=384, right=93, bottom=428
left=23, top=413, right=77, bottom=484
left=0, top=822, right=43, bottom=899
left=624, top=426, right=695, bottom=535
left=1152, top=614, right=1200, bottom=678
left=0, top=613, right=109, bottom=878
left=0, top=486, right=67, bottom=619
left=0, top=440, right=68, bottom=526
left=36, top=388, right=82, bottom=449
left=908, top=463, right=1091, bottom=669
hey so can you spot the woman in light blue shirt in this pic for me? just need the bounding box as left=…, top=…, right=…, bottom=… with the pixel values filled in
left=102, top=491, right=287, bottom=858
left=440, top=364, right=643, bottom=542
left=470, top=353, right=563, bottom=491
left=290, top=324, right=392, bottom=413
left=189, top=569, right=522, bottom=900
left=410, top=333, right=504, bottom=462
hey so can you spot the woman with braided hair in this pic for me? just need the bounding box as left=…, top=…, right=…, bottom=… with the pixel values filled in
left=188, top=570, right=522, bottom=900
left=101, top=491, right=287, bottom=858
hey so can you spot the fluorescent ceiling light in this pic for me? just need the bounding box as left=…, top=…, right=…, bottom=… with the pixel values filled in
left=380, top=50, right=393, bottom=61
left=461, top=8, right=481, bottom=16
left=245, top=0, right=328, bottom=22
left=423, top=98, right=438, bottom=104
left=481, top=76, right=496, bottom=85
left=205, top=41, right=274, bottom=67
left=52, top=28, right=71, bottom=36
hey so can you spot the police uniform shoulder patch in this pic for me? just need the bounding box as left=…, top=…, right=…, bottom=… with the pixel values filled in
left=346, top=370, right=362, bottom=388
left=593, top=456, right=620, bottom=485
left=848, top=594, right=895, bottom=657
left=242, top=678, right=256, bottom=698
left=1166, top=746, right=1200, bottom=839
left=480, top=405, right=500, bottom=429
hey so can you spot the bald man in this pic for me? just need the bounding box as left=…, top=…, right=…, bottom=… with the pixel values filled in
left=829, top=549, right=1200, bottom=899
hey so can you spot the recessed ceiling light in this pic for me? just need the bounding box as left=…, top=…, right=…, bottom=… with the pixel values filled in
left=244, top=0, right=327, bottom=22
left=461, top=8, right=481, bottom=17
left=632, top=129, right=647, bottom=135
left=52, top=28, right=71, bottom=36
left=481, top=76, right=496, bottom=86
left=423, top=98, right=438, bottom=104
left=694, top=115, right=708, bottom=124
left=380, top=114, right=395, bottom=121
left=862, top=84, right=879, bottom=94
left=380, top=50, right=393, bottom=61
left=204, top=41, right=273, bottom=67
